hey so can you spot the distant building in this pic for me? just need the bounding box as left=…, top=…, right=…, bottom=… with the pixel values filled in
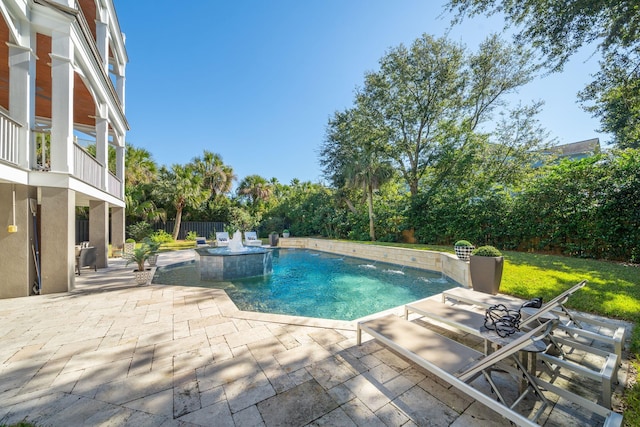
left=546, top=138, right=601, bottom=160
left=0, top=0, right=128, bottom=298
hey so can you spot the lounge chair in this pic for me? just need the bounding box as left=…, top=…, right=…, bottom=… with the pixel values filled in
left=243, top=231, right=262, bottom=246
left=357, top=315, right=622, bottom=427
left=405, top=280, right=618, bottom=408
left=215, top=232, right=229, bottom=247
left=441, top=281, right=626, bottom=363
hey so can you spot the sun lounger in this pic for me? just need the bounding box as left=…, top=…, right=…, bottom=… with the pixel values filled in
left=358, top=315, right=622, bottom=427
left=358, top=315, right=555, bottom=425
left=243, top=231, right=262, bottom=246
left=405, top=282, right=619, bottom=408
left=215, top=232, right=229, bottom=247
left=441, top=281, right=625, bottom=362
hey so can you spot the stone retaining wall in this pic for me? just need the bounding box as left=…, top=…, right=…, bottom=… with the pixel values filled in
left=278, top=238, right=470, bottom=287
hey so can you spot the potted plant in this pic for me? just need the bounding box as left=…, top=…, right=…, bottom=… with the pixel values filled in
left=454, top=240, right=475, bottom=261
left=123, top=238, right=136, bottom=257
left=126, top=244, right=153, bottom=285
left=143, top=237, right=161, bottom=267
left=282, top=229, right=290, bottom=238
left=269, top=231, right=279, bottom=247
left=469, top=245, right=504, bottom=295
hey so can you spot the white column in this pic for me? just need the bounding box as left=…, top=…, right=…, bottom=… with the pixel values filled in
left=95, top=103, right=109, bottom=191
left=49, top=31, right=74, bottom=174
left=116, top=141, right=125, bottom=196
left=116, top=72, right=127, bottom=112
left=95, top=19, right=109, bottom=72
left=8, top=38, right=36, bottom=169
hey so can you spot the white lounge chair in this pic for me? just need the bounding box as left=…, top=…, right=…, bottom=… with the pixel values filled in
left=215, top=232, right=229, bottom=247
left=243, top=231, right=262, bottom=246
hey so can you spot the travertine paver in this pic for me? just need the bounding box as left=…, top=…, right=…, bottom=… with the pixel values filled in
left=0, top=248, right=630, bottom=426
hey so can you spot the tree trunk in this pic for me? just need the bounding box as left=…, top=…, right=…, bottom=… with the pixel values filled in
left=172, top=207, right=183, bottom=240
left=367, top=184, right=375, bottom=241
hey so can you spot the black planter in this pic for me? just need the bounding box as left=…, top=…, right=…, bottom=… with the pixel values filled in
left=269, top=233, right=279, bottom=247
left=469, top=255, right=504, bottom=295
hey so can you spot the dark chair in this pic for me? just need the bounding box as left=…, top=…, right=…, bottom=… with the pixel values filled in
left=76, top=246, right=97, bottom=275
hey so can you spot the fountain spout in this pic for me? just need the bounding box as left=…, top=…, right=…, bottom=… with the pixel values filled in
left=228, top=230, right=246, bottom=252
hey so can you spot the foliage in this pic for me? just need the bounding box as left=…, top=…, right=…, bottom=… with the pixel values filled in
left=126, top=221, right=153, bottom=241
left=471, top=245, right=502, bottom=256
left=154, top=164, right=209, bottom=240
left=149, top=229, right=173, bottom=244
left=236, top=174, right=273, bottom=214
left=322, top=107, right=395, bottom=241
left=227, top=206, right=260, bottom=233
left=358, top=33, right=540, bottom=196
left=142, top=237, right=161, bottom=254
left=125, top=238, right=135, bottom=243
left=446, top=0, right=640, bottom=147
left=125, top=244, right=152, bottom=271
left=455, top=240, right=473, bottom=247
left=578, top=46, right=640, bottom=148
left=185, top=231, right=198, bottom=241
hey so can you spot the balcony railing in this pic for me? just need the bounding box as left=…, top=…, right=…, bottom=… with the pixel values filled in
left=73, top=143, right=102, bottom=189
left=108, top=171, right=122, bottom=199
left=32, top=132, right=123, bottom=201
left=0, top=110, right=20, bottom=165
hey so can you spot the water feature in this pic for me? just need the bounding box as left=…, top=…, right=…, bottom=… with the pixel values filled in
left=195, top=230, right=272, bottom=281
left=155, top=249, right=457, bottom=320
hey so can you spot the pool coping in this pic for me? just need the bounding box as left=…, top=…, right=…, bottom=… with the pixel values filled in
left=153, top=247, right=449, bottom=331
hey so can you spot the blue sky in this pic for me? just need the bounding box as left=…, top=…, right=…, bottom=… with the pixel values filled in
left=113, top=0, right=607, bottom=186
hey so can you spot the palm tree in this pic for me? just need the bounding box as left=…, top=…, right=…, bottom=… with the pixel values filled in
left=324, top=106, right=394, bottom=241
left=236, top=175, right=273, bottom=211
left=344, top=147, right=394, bottom=241
left=192, top=150, right=236, bottom=197
left=155, top=164, right=209, bottom=240
left=125, top=145, right=158, bottom=186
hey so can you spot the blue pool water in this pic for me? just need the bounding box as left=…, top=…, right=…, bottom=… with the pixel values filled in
left=153, top=249, right=456, bottom=321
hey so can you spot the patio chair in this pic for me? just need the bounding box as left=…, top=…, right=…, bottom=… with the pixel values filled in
left=215, top=232, right=230, bottom=247
left=243, top=231, right=262, bottom=246
left=76, top=246, right=96, bottom=275
left=357, top=315, right=622, bottom=427
left=441, top=281, right=626, bottom=363
left=405, top=280, right=618, bottom=408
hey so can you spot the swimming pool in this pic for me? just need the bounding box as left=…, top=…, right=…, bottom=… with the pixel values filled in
left=153, top=249, right=457, bottom=321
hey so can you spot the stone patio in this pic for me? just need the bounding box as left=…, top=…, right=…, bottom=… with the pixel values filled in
left=0, top=249, right=629, bottom=426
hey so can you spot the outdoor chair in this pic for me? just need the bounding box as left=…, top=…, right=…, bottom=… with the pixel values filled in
left=243, top=231, right=262, bottom=246
left=215, top=232, right=229, bottom=247
left=405, top=280, right=618, bottom=408
left=357, top=314, right=622, bottom=427
left=76, top=246, right=96, bottom=275
left=441, top=281, right=626, bottom=363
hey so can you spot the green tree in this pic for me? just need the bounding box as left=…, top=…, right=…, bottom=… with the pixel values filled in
left=236, top=174, right=273, bottom=213
left=361, top=34, right=538, bottom=196
left=446, top=0, right=640, bottom=146
left=155, top=164, right=209, bottom=239
left=192, top=150, right=236, bottom=196
left=322, top=107, right=394, bottom=241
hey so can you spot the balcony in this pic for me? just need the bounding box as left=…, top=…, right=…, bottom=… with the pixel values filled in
left=34, top=132, right=123, bottom=200
left=0, top=110, right=20, bottom=166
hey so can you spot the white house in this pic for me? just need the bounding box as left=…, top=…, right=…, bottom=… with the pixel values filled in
left=0, top=0, right=128, bottom=298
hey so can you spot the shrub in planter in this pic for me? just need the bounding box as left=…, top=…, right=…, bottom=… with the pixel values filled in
left=469, top=245, right=504, bottom=295
left=126, top=244, right=154, bottom=285
left=454, top=240, right=475, bottom=261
